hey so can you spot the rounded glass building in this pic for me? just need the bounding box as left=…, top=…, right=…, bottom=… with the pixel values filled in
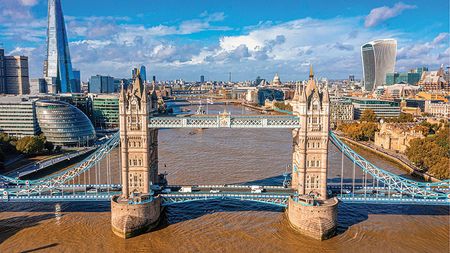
left=36, top=100, right=96, bottom=146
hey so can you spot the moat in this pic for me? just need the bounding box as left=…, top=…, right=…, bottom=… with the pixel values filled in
left=0, top=104, right=448, bottom=252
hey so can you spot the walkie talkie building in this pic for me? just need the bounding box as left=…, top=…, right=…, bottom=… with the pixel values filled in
left=361, top=39, right=397, bottom=91
left=44, top=0, right=76, bottom=94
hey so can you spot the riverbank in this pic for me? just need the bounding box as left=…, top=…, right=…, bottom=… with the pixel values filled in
left=334, top=132, right=440, bottom=182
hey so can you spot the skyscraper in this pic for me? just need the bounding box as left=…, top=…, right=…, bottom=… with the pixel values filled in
left=361, top=39, right=397, bottom=91
left=44, top=0, right=75, bottom=94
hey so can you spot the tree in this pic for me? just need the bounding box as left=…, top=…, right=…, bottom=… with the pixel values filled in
left=428, top=157, right=450, bottom=180
left=360, top=109, right=377, bottom=122
left=16, top=136, right=45, bottom=155
left=44, top=141, right=54, bottom=152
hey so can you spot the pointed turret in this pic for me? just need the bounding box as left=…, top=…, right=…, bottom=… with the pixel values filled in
left=293, top=82, right=300, bottom=101
left=309, top=64, right=314, bottom=79
left=300, top=82, right=307, bottom=103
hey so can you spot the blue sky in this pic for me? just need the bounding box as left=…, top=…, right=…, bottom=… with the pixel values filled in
left=0, top=0, right=448, bottom=81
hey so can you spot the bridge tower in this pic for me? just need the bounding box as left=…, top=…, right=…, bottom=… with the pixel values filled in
left=111, top=69, right=161, bottom=238
left=287, top=65, right=339, bottom=240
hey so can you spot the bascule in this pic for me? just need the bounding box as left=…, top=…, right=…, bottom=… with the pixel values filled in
left=1, top=68, right=449, bottom=241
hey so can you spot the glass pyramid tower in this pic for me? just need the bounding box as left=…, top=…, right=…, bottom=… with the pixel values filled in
left=44, top=0, right=76, bottom=93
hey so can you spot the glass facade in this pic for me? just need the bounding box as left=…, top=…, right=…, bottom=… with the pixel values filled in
left=91, top=95, right=119, bottom=129
left=351, top=98, right=400, bottom=119
left=44, top=0, right=76, bottom=93
left=36, top=100, right=95, bottom=146
left=361, top=39, right=397, bottom=91
left=89, top=75, right=114, bottom=93
left=257, top=88, right=285, bottom=105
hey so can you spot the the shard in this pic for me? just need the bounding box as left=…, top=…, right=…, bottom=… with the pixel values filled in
left=44, top=0, right=77, bottom=93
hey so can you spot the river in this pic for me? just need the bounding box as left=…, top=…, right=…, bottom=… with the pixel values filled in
left=0, top=104, right=448, bottom=253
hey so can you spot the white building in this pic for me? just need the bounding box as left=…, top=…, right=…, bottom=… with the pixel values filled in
left=425, top=101, right=450, bottom=118
left=361, top=39, right=397, bottom=91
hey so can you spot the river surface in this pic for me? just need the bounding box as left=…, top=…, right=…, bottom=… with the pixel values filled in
left=0, top=104, right=448, bottom=253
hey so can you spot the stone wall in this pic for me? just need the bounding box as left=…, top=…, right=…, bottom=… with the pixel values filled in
left=111, top=196, right=161, bottom=238
left=286, top=197, right=339, bottom=240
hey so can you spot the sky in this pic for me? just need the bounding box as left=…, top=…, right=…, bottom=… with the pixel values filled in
left=0, top=0, right=449, bottom=82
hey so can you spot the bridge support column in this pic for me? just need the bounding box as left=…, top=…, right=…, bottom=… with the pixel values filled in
left=111, top=196, right=161, bottom=239
left=286, top=197, right=338, bottom=240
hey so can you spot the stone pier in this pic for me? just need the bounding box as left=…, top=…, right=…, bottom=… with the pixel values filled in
left=286, top=197, right=339, bottom=240
left=111, top=196, right=161, bottom=239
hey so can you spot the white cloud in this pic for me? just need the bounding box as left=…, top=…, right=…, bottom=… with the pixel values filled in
left=20, top=0, right=39, bottom=6
left=365, top=2, right=416, bottom=28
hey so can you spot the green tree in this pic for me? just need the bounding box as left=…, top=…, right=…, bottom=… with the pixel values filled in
left=16, top=136, right=45, bottom=155
left=360, top=109, right=377, bottom=122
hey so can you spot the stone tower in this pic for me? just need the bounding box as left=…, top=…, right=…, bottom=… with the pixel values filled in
left=111, top=70, right=161, bottom=239
left=291, top=65, right=330, bottom=200
left=118, top=69, right=158, bottom=198
left=287, top=65, right=338, bottom=240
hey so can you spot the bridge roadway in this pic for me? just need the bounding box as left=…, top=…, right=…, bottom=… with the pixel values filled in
left=2, top=184, right=449, bottom=205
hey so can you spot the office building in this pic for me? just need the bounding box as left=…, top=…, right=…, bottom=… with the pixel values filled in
left=257, top=88, right=284, bottom=105
left=43, top=0, right=76, bottom=93
left=0, top=49, right=30, bottom=95
left=36, top=100, right=95, bottom=146
left=30, top=78, right=48, bottom=95
left=72, top=70, right=81, bottom=93
left=361, top=39, right=397, bottom=91
left=386, top=71, right=421, bottom=85
left=424, top=101, right=450, bottom=118
left=132, top=66, right=147, bottom=82
left=0, top=49, right=5, bottom=93
left=89, top=75, right=114, bottom=93
left=0, top=96, right=40, bottom=137
left=91, top=94, right=119, bottom=129
left=330, top=98, right=354, bottom=124
left=351, top=97, right=400, bottom=119
left=200, top=75, right=205, bottom=83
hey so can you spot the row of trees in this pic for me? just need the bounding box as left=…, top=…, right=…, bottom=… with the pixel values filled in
left=406, top=125, right=450, bottom=179
left=0, top=133, right=56, bottom=167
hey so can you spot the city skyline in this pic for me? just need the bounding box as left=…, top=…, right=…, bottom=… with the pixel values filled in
left=0, top=0, right=449, bottom=81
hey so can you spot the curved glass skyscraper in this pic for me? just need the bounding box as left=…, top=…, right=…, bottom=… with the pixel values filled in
left=361, top=39, right=397, bottom=91
left=44, top=0, right=76, bottom=94
left=36, top=100, right=96, bottom=146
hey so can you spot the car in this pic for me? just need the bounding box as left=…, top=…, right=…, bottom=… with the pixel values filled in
left=210, top=189, right=220, bottom=193
left=161, top=188, right=171, bottom=194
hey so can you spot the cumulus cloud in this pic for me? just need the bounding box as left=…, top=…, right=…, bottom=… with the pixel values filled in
left=365, top=2, right=416, bottom=28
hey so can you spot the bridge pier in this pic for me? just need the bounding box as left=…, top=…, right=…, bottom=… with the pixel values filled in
left=111, top=196, right=161, bottom=238
left=286, top=197, right=338, bottom=240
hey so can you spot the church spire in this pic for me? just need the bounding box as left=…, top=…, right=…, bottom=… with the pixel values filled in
left=309, top=64, right=314, bottom=79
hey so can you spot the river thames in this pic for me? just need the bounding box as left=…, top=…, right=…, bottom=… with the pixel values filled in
left=0, top=104, right=448, bottom=252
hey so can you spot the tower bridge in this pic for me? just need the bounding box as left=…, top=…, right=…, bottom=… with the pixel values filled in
left=1, top=67, right=449, bottom=241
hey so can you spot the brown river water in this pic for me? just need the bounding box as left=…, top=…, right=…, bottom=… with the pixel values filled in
left=0, top=104, right=449, bottom=253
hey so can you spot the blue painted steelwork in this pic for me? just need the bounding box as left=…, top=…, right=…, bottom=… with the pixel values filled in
left=330, top=132, right=449, bottom=199
left=148, top=115, right=301, bottom=128
left=1, top=132, right=120, bottom=196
